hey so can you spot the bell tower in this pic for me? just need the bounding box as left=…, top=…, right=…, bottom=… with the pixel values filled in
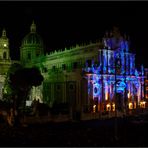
left=0, top=28, right=10, bottom=61
left=0, top=28, right=11, bottom=100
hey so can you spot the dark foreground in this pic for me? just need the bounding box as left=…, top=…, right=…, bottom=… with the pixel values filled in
left=0, top=114, right=148, bottom=147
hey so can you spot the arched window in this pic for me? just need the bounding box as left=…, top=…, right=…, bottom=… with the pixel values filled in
left=3, top=52, right=7, bottom=59
left=28, top=53, right=31, bottom=60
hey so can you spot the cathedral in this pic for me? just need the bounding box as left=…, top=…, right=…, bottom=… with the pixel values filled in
left=0, top=21, right=146, bottom=118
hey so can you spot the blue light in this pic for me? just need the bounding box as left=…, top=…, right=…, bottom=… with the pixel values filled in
left=84, top=34, right=144, bottom=107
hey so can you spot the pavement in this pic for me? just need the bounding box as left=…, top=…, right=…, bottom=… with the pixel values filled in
left=0, top=113, right=148, bottom=146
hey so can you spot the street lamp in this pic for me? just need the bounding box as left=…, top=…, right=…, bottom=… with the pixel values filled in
left=114, top=55, right=120, bottom=141
left=124, top=50, right=128, bottom=116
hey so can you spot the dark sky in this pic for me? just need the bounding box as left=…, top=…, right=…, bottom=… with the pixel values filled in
left=0, top=1, right=148, bottom=68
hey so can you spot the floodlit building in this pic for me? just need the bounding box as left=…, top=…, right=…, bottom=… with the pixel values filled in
left=145, top=68, right=148, bottom=100
left=19, top=22, right=146, bottom=114
left=0, top=21, right=147, bottom=118
left=0, top=29, right=11, bottom=100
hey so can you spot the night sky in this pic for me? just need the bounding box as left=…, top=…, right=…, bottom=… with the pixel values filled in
left=0, top=1, right=148, bottom=68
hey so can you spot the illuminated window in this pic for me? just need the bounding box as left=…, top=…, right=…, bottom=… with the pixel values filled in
left=112, top=103, right=115, bottom=111
left=93, top=105, right=96, bottom=113
left=140, top=101, right=146, bottom=109
left=106, top=103, right=111, bottom=111
left=134, top=102, right=136, bottom=109
left=105, top=92, right=108, bottom=101
left=146, top=88, right=148, bottom=99
left=127, top=92, right=130, bottom=99
left=129, top=102, right=133, bottom=109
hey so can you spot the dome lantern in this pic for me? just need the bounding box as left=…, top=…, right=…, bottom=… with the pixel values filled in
left=2, top=28, right=6, bottom=37
left=30, top=20, right=36, bottom=33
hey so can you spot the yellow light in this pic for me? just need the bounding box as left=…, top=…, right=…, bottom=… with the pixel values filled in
left=129, top=102, right=133, bottom=109
left=105, top=92, right=108, bottom=101
left=93, top=105, right=96, bottom=113
left=128, top=92, right=130, bottom=99
left=106, top=104, right=110, bottom=108
left=4, top=44, right=7, bottom=47
left=140, top=101, right=146, bottom=108
left=86, top=73, right=92, bottom=76
left=112, top=103, right=115, bottom=111
left=106, top=103, right=111, bottom=111
left=134, top=102, right=136, bottom=109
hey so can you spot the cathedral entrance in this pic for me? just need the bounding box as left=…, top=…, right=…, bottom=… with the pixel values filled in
left=115, top=80, right=126, bottom=112
left=116, top=93, right=124, bottom=112
left=93, top=97, right=98, bottom=113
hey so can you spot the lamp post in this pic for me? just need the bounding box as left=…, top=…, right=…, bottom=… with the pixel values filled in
left=141, top=81, right=143, bottom=101
left=114, top=55, right=118, bottom=141
left=124, top=50, right=128, bottom=116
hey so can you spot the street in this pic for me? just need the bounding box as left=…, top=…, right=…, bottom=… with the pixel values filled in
left=0, top=114, right=148, bottom=146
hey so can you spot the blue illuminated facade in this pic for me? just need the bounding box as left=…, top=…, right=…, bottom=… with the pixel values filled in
left=82, top=27, right=145, bottom=112
left=18, top=23, right=146, bottom=115
left=0, top=22, right=146, bottom=120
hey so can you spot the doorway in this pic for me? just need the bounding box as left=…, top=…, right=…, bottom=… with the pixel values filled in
left=116, top=93, right=124, bottom=111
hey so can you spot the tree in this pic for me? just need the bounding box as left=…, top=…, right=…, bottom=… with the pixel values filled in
left=3, top=63, right=44, bottom=126
left=3, top=63, right=23, bottom=103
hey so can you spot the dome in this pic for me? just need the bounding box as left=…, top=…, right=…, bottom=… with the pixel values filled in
left=22, top=33, right=43, bottom=46
left=21, top=21, right=43, bottom=47
left=20, top=21, right=44, bottom=64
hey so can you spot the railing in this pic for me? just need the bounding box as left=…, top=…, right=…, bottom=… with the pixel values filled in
left=0, top=59, right=11, bottom=63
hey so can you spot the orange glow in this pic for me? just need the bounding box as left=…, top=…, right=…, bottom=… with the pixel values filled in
left=112, top=103, right=115, bottom=111
left=86, top=73, right=92, bottom=76
left=140, top=101, right=146, bottom=108
left=129, top=102, right=133, bottom=109
left=106, top=103, right=111, bottom=111
left=134, top=102, right=136, bottom=109
left=93, top=105, right=96, bottom=113
left=105, top=92, right=108, bottom=101
left=128, top=92, right=130, bottom=99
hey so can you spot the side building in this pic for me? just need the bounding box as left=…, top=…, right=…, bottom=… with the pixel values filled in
left=145, top=68, right=148, bottom=101
left=0, top=29, right=11, bottom=100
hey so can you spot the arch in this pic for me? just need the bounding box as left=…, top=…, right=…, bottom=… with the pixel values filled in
left=3, top=52, right=7, bottom=59
left=116, top=81, right=126, bottom=93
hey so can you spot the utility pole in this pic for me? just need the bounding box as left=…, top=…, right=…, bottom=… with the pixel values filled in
left=114, top=54, right=118, bottom=141
left=101, top=50, right=104, bottom=115
left=124, top=50, right=127, bottom=116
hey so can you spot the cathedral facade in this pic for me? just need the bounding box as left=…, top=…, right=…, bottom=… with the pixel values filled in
left=0, top=21, right=146, bottom=117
